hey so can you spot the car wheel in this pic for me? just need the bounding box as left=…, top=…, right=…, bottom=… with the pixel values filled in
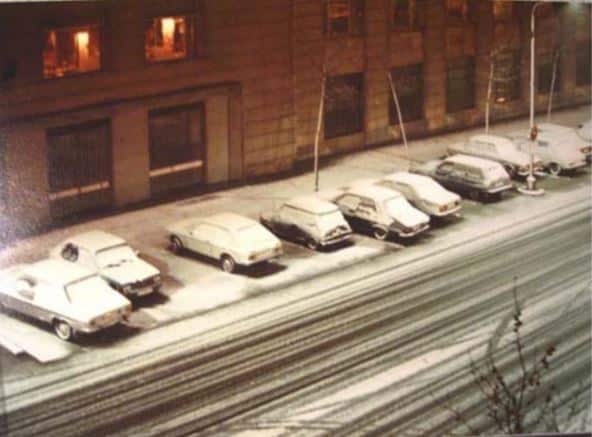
left=373, top=227, right=388, bottom=241
left=503, top=164, right=516, bottom=179
left=220, top=255, right=236, bottom=273
left=306, top=239, right=319, bottom=251
left=548, top=162, right=562, bottom=176
left=53, top=319, right=74, bottom=341
left=170, top=236, right=183, bottom=254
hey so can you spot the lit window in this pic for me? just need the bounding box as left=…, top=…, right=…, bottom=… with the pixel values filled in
left=43, top=25, right=101, bottom=78
left=393, top=0, right=417, bottom=31
left=446, top=0, right=468, bottom=22
left=324, top=0, right=365, bottom=36
left=493, top=1, right=513, bottom=22
left=145, top=16, right=192, bottom=62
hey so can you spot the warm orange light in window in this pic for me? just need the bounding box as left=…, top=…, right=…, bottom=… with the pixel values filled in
left=161, top=17, right=176, bottom=42
left=75, top=31, right=89, bottom=48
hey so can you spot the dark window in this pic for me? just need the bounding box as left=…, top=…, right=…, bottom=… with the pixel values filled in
left=576, top=40, right=591, bottom=86
left=392, top=0, right=424, bottom=31
left=324, top=0, right=365, bottom=36
left=149, top=103, right=204, bottom=170
left=47, top=121, right=111, bottom=193
left=324, top=73, right=365, bottom=139
left=447, top=56, right=475, bottom=113
left=145, top=15, right=194, bottom=62
left=43, top=25, right=101, bottom=78
left=389, top=64, right=423, bottom=124
left=537, top=52, right=561, bottom=94
left=494, top=50, right=521, bottom=103
left=446, top=0, right=468, bottom=23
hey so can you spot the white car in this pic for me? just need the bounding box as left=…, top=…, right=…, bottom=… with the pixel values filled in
left=260, top=196, right=352, bottom=250
left=50, top=231, right=162, bottom=298
left=448, top=134, right=543, bottom=178
left=510, top=123, right=588, bottom=175
left=0, top=259, right=131, bottom=341
left=168, top=212, right=283, bottom=273
left=374, top=172, right=462, bottom=218
left=333, top=184, right=430, bottom=240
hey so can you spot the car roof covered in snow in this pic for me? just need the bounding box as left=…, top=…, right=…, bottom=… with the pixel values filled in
left=446, top=154, right=502, bottom=169
left=201, top=212, right=258, bottom=231
left=66, top=230, right=127, bottom=253
left=23, top=259, right=94, bottom=286
left=470, top=134, right=515, bottom=147
left=345, top=183, right=402, bottom=201
left=285, top=196, right=340, bottom=214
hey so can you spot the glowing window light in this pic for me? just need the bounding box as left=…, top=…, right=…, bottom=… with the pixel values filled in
left=161, top=17, right=176, bottom=45
left=75, top=31, right=89, bottom=49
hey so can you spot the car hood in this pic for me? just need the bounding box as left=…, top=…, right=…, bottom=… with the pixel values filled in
left=100, top=259, right=159, bottom=286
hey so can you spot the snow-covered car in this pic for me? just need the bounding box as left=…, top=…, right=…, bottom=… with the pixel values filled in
left=576, top=119, right=591, bottom=163
left=373, top=172, right=462, bottom=218
left=260, top=196, right=352, bottom=250
left=448, top=134, right=543, bottom=178
left=577, top=119, right=591, bottom=143
left=50, top=231, right=161, bottom=298
left=168, top=212, right=283, bottom=273
left=411, top=154, right=513, bottom=201
left=0, top=259, right=131, bottom=341
left=510, top=123, right=589, bottom=175
left=332, top=184, right=429, bottom=240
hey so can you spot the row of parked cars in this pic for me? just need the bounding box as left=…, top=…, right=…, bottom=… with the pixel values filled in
left=0, top=122, right=589, bottom=341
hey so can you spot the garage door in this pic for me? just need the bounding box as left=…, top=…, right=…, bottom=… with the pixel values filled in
left=47, top=120, right=112, bottom=219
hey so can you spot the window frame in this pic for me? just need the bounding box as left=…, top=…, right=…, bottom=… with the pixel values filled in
left=392, top=0, right=423, bottom=32
left=42, top=22, right=103, bottom=79
left=493, top=49, right=522, bottom=104
left=324, top=72, right=365, bottom=140
left=389, top=64, right=424, bottom=124
left=144, top=14, right=197, bottom=64
left=323, top=0, right=365, bottom=37
left=446, top=56, right=475, bottom=113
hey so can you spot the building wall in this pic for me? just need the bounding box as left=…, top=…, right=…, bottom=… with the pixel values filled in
left=0, top=0, right=589, bottom=237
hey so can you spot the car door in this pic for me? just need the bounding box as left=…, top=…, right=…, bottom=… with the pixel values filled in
left=355, top=197, right=379, bottom=226
left=208, top=227, right=231, bottom=259
left=336, top=194, right=361, bottom=219
left=188, top=224, right=214, bottom=256
left=279, top=206, right=305, bottom=240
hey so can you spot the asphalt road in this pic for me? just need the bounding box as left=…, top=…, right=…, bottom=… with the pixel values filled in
left=2, top=186, right=590, bottom=436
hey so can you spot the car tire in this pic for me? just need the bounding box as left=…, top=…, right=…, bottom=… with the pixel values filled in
left=53, top=319, right=74, bottom=341
left=306, top=239, right=319, bottom=251
left=548, top=162, right=562, bottom=176
left=170, top=236, right=183, bottom=254
left=373, top=227, right=388, bottom=241
left=220, top=255, right=236, bottom=273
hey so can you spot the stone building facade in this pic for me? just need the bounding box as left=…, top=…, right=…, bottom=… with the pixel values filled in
left=0, top=0, right=590, bottom=236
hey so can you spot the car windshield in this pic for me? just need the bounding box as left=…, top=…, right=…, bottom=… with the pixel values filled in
left=96, top=244, right=136, bottom=268
left=316, top=210, right=346, bottom=233
left=65, top=275, right=108, bottom=304
left=235, top=224, right=274, bottom=246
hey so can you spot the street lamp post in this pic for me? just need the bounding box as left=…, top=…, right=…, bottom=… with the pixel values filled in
left=519, top=1, right=545, bottom=196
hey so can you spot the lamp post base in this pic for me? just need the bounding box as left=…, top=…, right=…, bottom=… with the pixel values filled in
left=518, top=174, right=545, bottom=196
